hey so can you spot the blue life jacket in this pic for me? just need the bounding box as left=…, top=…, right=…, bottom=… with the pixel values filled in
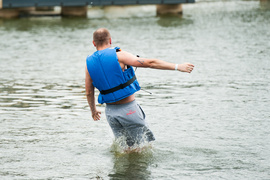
left=86, top=47, right=141, bottom=104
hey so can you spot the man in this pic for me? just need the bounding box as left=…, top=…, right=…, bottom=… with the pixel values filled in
left=85, top=28, right=194, bottom=149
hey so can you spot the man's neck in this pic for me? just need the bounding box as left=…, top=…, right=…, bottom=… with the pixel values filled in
left=96, top=44, right=111, bottom=51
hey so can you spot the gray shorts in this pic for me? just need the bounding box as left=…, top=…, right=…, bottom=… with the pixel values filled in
left=105, top=100, right=155, bottom=147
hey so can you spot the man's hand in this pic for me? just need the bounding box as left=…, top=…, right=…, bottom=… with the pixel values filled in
left=92, top=110, right=101, bottom=121
left=178, top=63, right=194, bottom=73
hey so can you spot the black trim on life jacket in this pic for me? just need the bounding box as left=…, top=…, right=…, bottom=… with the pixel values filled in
left=100, top=75, right=137, bottom=95
left=100, top=48, right=138, bottom=95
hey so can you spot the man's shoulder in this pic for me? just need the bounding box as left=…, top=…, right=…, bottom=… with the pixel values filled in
left=86, top=51, right=98, bottom=59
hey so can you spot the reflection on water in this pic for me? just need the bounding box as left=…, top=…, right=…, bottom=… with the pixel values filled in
left=157, top=15, right=194, bottom=27
left=1, top=0, right=270, bottom=179
left=0, top=81, right=84, bottom=110
left=109, top=149, right=154, bottom=180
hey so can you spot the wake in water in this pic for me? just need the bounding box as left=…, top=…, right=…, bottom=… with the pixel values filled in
left=110, top=136, right=154, bottom=154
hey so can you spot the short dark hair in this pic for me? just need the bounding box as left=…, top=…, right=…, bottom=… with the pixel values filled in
left=93, top=28, right=111, bottom=47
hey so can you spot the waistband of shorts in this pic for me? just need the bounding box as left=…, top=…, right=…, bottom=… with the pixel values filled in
left=106, top=100, right=137, bottom=108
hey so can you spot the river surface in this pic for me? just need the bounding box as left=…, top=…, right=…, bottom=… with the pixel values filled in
left=0, top=1, right=270, bottom=179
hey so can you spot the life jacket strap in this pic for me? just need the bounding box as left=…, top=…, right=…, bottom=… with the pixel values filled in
left=100, top=75, right=137, bottom=95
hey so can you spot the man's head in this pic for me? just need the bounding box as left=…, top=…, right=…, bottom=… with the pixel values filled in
left=93, top=28, right=111, bottom=48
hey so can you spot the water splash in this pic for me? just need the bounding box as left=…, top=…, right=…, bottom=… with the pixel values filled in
left=110, top=137, right=154, bottom=154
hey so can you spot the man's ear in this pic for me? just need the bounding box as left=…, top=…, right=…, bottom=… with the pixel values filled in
left=109, top=38, right=112, bottom=45
left=93, top=40, right=96, bottom=47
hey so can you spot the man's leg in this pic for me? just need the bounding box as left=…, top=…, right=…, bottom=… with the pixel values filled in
left=106, top=101, right=155, bottom=147
left=119, top=102, right=155, bottom=146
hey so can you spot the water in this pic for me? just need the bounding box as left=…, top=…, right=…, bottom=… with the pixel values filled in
left=1, top=1, right=270, bottom=179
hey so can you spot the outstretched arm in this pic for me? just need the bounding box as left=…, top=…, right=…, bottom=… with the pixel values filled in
left=85, top=66, right=101, bottom=121
left=117, top=51, right=194, bottom=73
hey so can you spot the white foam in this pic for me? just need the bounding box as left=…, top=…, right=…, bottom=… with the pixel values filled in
left=110, top=138, right=154, bottom=154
